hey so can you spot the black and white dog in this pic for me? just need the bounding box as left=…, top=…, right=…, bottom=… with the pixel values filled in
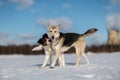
left=32, top=34, right=65, bottom=68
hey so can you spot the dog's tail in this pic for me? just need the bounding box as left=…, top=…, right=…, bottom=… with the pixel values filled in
left=82, top=28, right=98, bottom=37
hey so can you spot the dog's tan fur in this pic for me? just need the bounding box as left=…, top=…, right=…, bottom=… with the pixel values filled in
left=47, top=24, right=97, bottom=68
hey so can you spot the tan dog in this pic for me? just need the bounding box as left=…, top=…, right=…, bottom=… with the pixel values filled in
left=47, top=24, right=97, bottom=68
left=32, top=33, right=94, bottom=68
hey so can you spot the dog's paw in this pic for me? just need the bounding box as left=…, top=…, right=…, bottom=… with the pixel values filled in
left=39, top=66, right=45, bottom=68
left=59, top=62, right=65, bottom=67
left=50, top=66, right=54, bottom=69
left=75, top=63, right=80, bottom=66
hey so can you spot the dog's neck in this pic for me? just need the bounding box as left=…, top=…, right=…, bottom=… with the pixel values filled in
left=51, top=32, right=64, bottom=47
left=52, top=33, right=61, bottom=47
left=52, top=37, right=60, bottom=47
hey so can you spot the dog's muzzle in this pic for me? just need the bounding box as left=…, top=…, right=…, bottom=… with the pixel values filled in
left=49, top=39, right=52, bottom=42
left=51, top=36, right=54, bottom=40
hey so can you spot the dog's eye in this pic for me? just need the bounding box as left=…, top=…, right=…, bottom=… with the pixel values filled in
left=44, top=39, right=46, bottom=41
left=54, top=31, right=57, bottom=33
left=50, top=31, right=52, bottom=33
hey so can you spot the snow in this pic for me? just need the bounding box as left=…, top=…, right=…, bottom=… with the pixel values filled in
left=0, top=52, right=120, bottom=80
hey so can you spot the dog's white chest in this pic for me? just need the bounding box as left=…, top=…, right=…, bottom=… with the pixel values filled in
left=52, top=44, right=60, bottom=50
left=44, top=46, right=53, bottom=53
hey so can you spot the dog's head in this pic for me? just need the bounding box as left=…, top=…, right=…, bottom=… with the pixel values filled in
left=47, top=23, right=60, bottom=40
left=37, top=33, right=52, bottom=46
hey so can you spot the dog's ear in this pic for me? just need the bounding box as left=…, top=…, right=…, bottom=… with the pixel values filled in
left=37, top=38, right=42, bottom=44
left=56, top=24, right=60, bottom=29
left=48, top=22, right=51, bottom=26
left=57, top=24, right=61, bottom=27
left=43, top=33, right=48, bottom=38
left=47, top=22, right=51, bottom=30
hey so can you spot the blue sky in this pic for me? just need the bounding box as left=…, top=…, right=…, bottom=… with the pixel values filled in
left=0, top=0, right=120, bottom=45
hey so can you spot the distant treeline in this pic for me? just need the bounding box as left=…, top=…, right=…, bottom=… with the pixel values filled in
left=0, top=44, right=44, bottom=55
left=86, top=45, right=120, bottom=53
left=0, top=44, right=120, bottom=55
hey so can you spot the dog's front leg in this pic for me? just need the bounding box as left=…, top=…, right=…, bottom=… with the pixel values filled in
left=40, top=51, right=50, bottom=68
left=58, top=53, right=65, bottom=67
left=50, top=50, right=60, bottom=69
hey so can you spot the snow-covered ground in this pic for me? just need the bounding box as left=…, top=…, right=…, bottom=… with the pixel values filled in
left=0, top=52, right=120, bottom=80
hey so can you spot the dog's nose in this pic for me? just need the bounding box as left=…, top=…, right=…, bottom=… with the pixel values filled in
left=51, top=36, right=54, bottom=39
left=49, top=39, right=52, bottom=42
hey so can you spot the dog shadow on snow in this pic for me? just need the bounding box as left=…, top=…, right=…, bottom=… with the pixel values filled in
left=33, top=62, right=77, bottom=67
left=34, top=64, right=50, bottom=67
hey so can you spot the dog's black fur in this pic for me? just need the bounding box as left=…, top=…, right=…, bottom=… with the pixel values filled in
left=59, top=28, right=98, bottom=47
left=59, top=32, right=80, bottom=47
left=37, top=33, right=51, bottom=46
left=37, top=33, right=48, bottom=46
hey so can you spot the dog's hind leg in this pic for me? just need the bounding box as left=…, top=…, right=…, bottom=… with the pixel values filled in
left=75, top=40, right=84, bottom=66
left=81, top=43, right=90, bottom=64
left=82, top=53, right=90, bottom=64
left=75, top=48, right=82, bottom=66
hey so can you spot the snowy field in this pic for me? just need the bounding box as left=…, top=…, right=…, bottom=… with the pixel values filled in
left=0, top=52, right=120, bottom=80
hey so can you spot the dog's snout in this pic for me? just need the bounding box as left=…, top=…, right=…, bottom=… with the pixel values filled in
left=51, top=36, right=54, bottom=39
left=49, top=39, right=52, bottom=42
